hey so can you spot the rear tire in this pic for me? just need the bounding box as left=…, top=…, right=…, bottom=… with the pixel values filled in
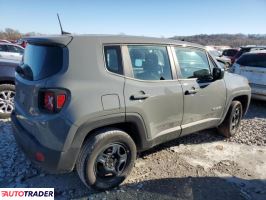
left=76, top=128, right=136, bottom=190
left=0, top=84, right=15, bottom=119
left=217, top=101, right=243, bottom=138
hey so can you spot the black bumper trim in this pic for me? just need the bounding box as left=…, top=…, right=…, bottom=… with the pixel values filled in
left=11, top=112, right=79, bottom=173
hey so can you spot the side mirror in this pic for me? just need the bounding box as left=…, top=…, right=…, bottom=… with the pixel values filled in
left=193, top=69, right=212, bottom=80
left=213, top=67, right=224, bottom=80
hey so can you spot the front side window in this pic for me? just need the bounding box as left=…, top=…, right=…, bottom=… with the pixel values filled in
left=104, top=46, right=123, bottom=75
left=175, top=47, right=211, bottom=78
left=128, top=45, right=172, bottom=80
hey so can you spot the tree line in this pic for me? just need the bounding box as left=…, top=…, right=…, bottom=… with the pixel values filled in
left=171, top=34, right=266, bottom=47
left=0, top=28, right=40, bottom=41
left=1, top=28, right=266, bottom=47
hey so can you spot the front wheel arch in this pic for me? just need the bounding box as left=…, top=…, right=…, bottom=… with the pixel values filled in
left=217, top=100, right=243, bottom=138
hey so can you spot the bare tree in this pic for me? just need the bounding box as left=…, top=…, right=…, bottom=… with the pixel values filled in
left=171, top=34, right=266, bottom=47
left=0, top=28, right=40, bottom=41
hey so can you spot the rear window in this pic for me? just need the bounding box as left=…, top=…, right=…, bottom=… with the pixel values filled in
left=235, top=48, right=250, bottom=59
left=21, top=44, right=64, bottom=80
left=237, top=53, right=266, bottom=68
left=222, top=49, right=238, bottom=57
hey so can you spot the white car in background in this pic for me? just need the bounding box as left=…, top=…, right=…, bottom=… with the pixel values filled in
left=0, top=43, right=24, bottom=61
left=206, top=46, right=231, bottom=69
left=231, top=50, right=266, bottom=101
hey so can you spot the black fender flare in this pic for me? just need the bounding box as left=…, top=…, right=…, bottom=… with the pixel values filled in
left=69, top=112, right=148, bottom=151
left=219, top=91, right=251, bottom=125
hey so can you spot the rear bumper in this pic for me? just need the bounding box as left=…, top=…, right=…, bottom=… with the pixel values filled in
left=11, top=112, right=79, bottom=173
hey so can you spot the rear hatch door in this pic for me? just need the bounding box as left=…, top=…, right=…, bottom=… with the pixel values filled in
left=15, top=36, right=71, bottom=117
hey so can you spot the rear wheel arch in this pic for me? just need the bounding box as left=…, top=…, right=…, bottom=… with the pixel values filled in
left=76, top=128, right=137, bottom=190
left=71, top=113, right=148, bottom=154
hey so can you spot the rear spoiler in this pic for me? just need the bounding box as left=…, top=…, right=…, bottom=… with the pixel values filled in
left=23, top=35, right=73, bottom=47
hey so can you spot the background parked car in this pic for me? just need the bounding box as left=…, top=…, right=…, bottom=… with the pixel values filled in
left=206, top=46, right=231, bottom=68
left=213, top=45, right=231, bottom=52
left=0, top=40, right=12, bottom=43
left=16, top=39, right=27, bottom=48
left=0, top=58, right=18, bottom=119
left=232, top=45, right=266, bottom=64
left=0, top=42, right=24, bottom=61
left=230, top=50, right=266, bottom=100
left=222, top=48, right=239, bottom=63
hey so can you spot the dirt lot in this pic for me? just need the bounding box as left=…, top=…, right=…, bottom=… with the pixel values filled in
left=0, top=100, right=265, bottom=200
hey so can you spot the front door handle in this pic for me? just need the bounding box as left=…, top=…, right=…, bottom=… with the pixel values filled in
left=185, top=88, right=198, bottom=95
left=130, top=91, right=150, bottom=100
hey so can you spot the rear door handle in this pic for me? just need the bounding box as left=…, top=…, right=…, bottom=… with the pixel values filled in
left=185, top=89, right=198, bottom=95
left=130, top=92, right=150, bottom=100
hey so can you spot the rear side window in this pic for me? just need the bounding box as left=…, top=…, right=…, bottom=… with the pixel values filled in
left=21, top=44, right=64, bottom=81
left=128, top=45, right=172, bottom=80
left=237, top=53, right=266, bottom=68
left=104, top=46, right=123, bottom=75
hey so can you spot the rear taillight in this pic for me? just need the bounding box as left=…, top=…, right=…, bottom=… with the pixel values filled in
left=39, top=89, right=68, bottom=113
left=56, top=94, right=66, bottom=109
left=44, top=92, right=54, bottom=111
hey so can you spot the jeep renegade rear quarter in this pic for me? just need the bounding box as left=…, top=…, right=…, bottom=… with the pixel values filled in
left=12, top=35, right=251, bottom=190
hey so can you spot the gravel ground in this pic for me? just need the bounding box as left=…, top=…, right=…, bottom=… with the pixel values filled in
left=0, top=99, right=265, bottom=200
left=164, top=99, right=266, bottom=147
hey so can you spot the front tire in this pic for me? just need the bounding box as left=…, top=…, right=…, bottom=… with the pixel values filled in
left=76, top=128, right=136, bottom=190
left=217, top=101, right=243, bottom=138
left=0, top=84, right=15, bottom=119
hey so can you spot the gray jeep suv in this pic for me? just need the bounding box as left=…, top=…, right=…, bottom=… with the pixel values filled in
left=12, top=35, right=251, bottom=190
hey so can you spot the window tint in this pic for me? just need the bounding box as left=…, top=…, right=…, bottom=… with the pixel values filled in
left=237, top=53, right=266, bottom=68
left=128, top=45, right=172, bottom=80
left=22, top=44, right=64, bottom=81
left=0, top=45, right=8, bottom=52
left=175, top=47, right=211, bottom=78
left=235, top=48, right=250, bottom=59
left=7, top=45, right=24, bottom=53
left=104, top=46, right=123, bottom=75
left=222, top=49, right=238, bottom=57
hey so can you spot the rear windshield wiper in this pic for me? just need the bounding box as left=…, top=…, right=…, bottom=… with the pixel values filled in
left=15, top=65, right=25, bottom=76
left=15, top=64, right=33, bottom=81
